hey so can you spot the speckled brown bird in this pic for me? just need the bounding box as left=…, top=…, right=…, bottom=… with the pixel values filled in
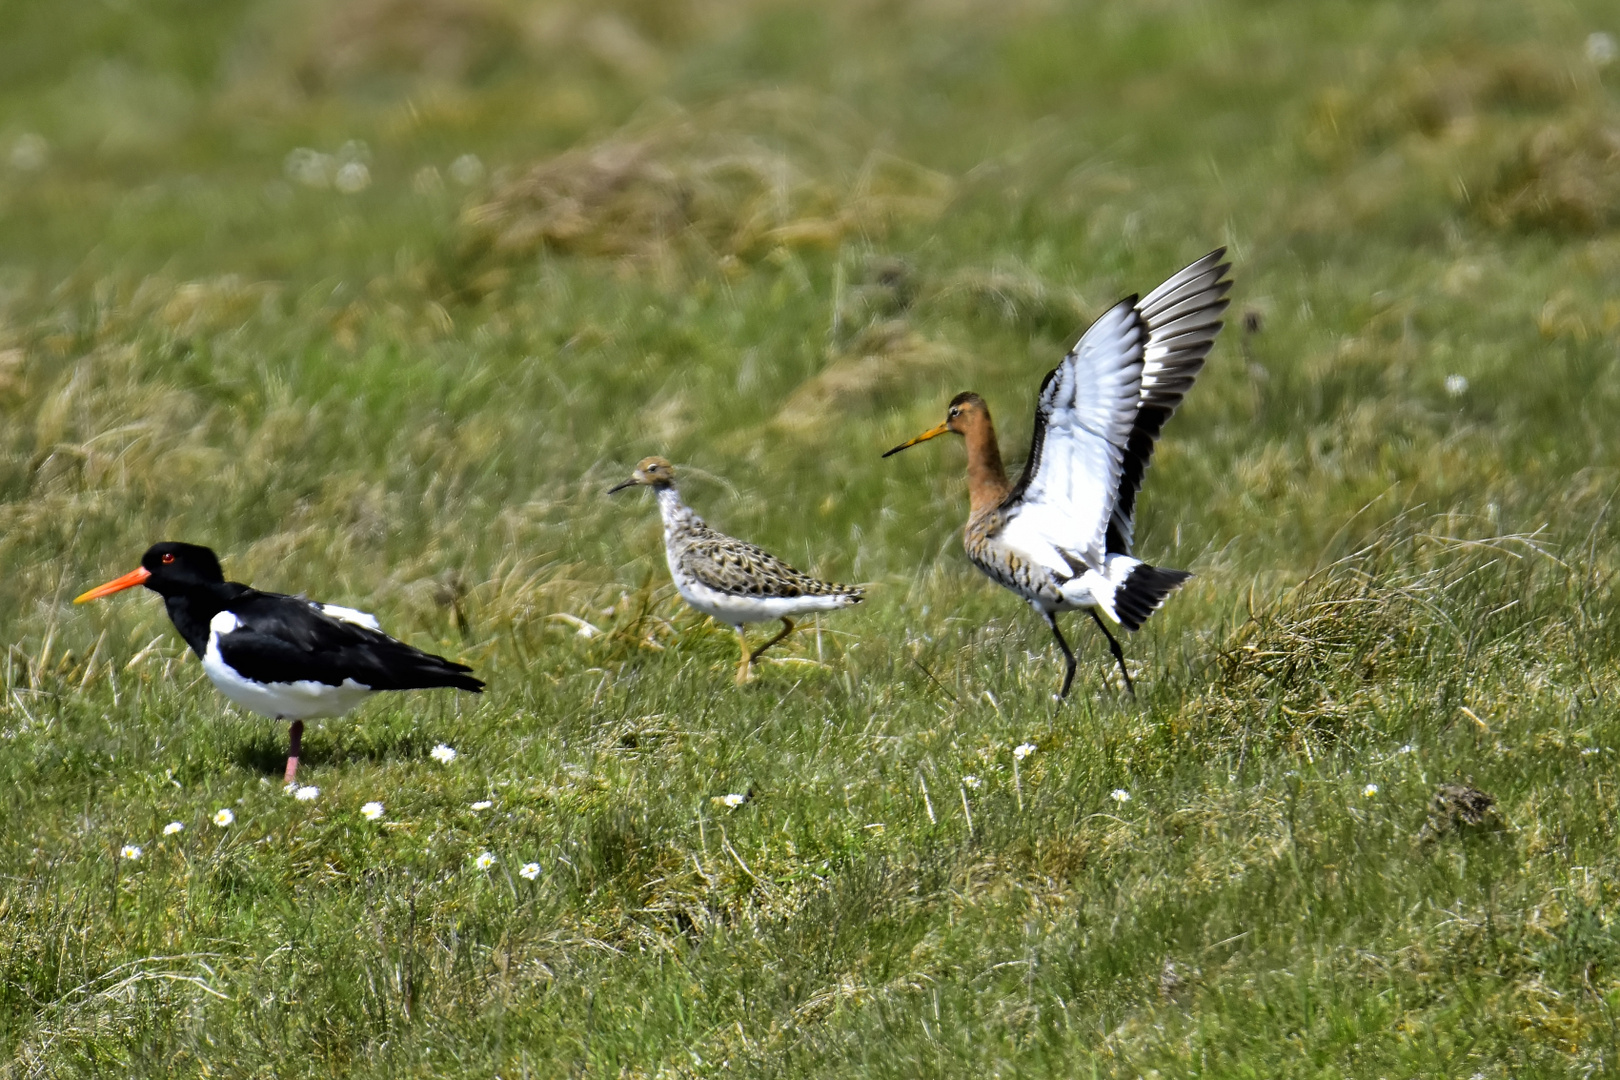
left=610, top=457, right=863, bottom=682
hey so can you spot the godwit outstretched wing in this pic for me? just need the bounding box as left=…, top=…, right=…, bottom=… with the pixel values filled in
left=997, top=298, right=1148, bottom=577
left=1106, top=249, right=1232, bottom=555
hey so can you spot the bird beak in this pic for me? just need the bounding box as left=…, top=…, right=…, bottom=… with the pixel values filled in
left=607, top=478, right=638, bottom=494
left=883, top=421, right=950, bottom=458
left=74, top=566, right=152, bottom=603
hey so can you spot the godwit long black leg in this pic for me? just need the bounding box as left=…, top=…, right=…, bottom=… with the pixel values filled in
left=285, top=719, right=304, bottom=783
left=1087, top=609, right=1135, bottom=697
left=1040, top=611, right=1078, bottom=701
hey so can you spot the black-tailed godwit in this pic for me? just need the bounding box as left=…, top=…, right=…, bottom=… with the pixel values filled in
left=884, top=250, right=1232, bottom=699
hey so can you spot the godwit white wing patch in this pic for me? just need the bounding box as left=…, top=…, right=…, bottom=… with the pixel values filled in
left=201, top=611, right=375, bottom=720
left=999, top=299, right=1146, bottom=576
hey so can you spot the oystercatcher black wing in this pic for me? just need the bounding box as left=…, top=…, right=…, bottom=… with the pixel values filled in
left=212, top=590, right=483, bottom=697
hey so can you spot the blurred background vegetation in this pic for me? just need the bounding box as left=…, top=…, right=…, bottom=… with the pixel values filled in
left=3, top=0, right=1620, bottom=1074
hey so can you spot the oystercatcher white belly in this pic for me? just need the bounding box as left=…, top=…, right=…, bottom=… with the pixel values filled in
left=202, top=611, right=375, bottom=719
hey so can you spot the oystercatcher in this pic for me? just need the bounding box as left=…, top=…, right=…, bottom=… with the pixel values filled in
left=609, top=458, right=864, bottom=682
left=75, top=542, right=484, bottom=780
left=884, top=249, right=1231, bottom=700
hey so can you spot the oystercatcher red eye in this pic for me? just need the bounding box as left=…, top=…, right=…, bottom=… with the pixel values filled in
left=161, top=553, right=175, bottom=564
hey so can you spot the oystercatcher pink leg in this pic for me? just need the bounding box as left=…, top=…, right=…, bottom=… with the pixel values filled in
left=284, top=720, right=304, bottom=783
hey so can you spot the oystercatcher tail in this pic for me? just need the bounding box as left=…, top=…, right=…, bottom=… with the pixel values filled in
left=75, top=542, right=484, bottom=781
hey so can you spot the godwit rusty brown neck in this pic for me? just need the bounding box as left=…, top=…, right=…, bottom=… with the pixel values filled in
left=954, top=398, right=1011, bottom=518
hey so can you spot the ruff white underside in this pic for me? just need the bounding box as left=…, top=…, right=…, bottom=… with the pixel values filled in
left=202, top=611, right=375, bottom=720
left=672, top=572, right=859, bottom=627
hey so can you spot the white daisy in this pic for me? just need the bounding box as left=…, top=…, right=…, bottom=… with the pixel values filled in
left=1111, top=789, right=1131, bottom=803
left=1444, top=374, right=1468, bottom=397
left=1588, top=31, right=1617, bottom=66
left=449, top=153, right=485, bottom=185
left=1363, top=783, right=1379, bottom=798
left=333, top=161, right=370, bottom=194
left=294, top=786, right=319, bottom=802
left=163, top=821, right=184, bottom=836
left=470, top=800, right=493, bottom=811
left=963, top=774, right=982, bottom=790
left=1013, top=743, right=1036, bottom=761
left=430, top=744, right=457, bottom=764
left=519, top=862, right=540, bottom=880
left=120, top=844, right=142, bottom=860
left=213, top=808, right=234, bottom=827
left=475, top=851, right=496, bottom=870
left=720, top=793, right=745, bottom=808
left=361, top=801, right=384, bottom=821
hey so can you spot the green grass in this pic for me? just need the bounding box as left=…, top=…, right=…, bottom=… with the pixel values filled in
left=4, top=0, right=1620, bottom=1074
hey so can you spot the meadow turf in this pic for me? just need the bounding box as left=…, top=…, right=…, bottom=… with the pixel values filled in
left=4, top=0, right=1620, bottom=1074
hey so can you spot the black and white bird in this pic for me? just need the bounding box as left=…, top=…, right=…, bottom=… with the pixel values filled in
left=75, top=542, right=484, bottom=780
left=885, top=250, right=1231, bottom=700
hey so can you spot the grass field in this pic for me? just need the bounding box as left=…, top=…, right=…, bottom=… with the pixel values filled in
left=4, top=0, right=1620, bottom=1074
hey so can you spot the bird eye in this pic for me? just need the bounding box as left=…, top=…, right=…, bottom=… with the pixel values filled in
left=948, top=408, right=959, bottom=419
left=161, top=553, right=175, bottom=564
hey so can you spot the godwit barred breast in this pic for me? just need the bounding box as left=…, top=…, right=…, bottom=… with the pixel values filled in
left=884, top=249, right=1232, bottom=700
left=75, top=542, right=484, bottom=781
left=609, top=457, right=864, bottom=683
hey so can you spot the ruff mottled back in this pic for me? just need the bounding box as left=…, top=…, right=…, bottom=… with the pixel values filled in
left=610, top=456, right=863, bottom=683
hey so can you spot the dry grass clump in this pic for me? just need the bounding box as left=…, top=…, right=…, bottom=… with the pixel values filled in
left=1191, top=522, right=1559, bottom=748
left=1304, top=41, right=1620, bottom=235
left=290, top=0, right=531, bottom=91
left=1418, top=782, right=1497, bottom=844
left=1482, top=113, right=1620, bottom=232
left=773, top=320, right=956, bottom=431
left=1308, top=45, right=1578, bottom=156
left=458, top=92, right=953, bottom=275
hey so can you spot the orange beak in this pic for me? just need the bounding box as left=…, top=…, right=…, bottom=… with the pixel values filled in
left=74, top=566, right=152, bottom=603
left=882, top=421, right=950, bottom=458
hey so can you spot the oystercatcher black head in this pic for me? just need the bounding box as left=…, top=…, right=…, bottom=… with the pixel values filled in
left=74, top=541, right=225, bottom=603
left=77, top=542, right=483, bottom=782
